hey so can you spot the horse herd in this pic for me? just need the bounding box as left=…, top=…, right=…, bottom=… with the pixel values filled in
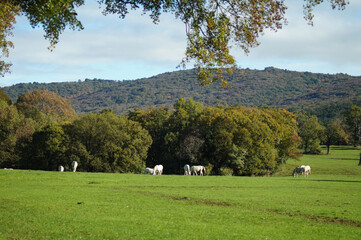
left=58, top=161, right=78, bottom=173
left=58, top=161, right=310, bottom=177
left=292, top=165, right=311, bottom=177
left=145, top=164, right=206, bottom=176
left=145, top=165, right=164, bottom=175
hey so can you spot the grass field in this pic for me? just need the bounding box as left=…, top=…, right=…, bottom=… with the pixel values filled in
left=1, top=146, right=361, bottom=239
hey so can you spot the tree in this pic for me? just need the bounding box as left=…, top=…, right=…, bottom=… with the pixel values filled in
left=128, top=106, right=171, bottom=168
left=343, top=105, right=361, bottom=147
left=197, top=105, right=301, bottom=175
left=343, top=105, right=361, bottom=166
left=66, top=111, right=152, bottom=173
left=0, top=1, right=20, bottom=76
left=26, top=123, right=68, bottom=170
left=1, top=0, right=349, bottom=85
left=165, top=98, right=205, bottom=173
left=0, top=99, right=34, bottom=168
left=15, top=90, right=77, bottom=128
left=297, top=112, right=324, bottom=154
left=323, top=120, right=348, bottom=154
left=0, top=89, right=12, bottom=105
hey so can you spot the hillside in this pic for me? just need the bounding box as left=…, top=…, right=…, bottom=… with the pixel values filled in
left=2, top=67, right=360, bottom=122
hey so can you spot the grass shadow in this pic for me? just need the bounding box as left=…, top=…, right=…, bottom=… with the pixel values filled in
left=312, top=179, right=361, bottom=183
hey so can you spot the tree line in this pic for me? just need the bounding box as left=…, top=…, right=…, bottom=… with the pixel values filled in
left=0, top=89, right=360, bottom=175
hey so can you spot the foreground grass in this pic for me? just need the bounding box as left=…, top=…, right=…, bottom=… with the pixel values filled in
left=1, top=146, right=360, bottom=239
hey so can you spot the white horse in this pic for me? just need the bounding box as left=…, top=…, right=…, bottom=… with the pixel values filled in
left=145, top=167, right=154, bottom=175
left=292, top=167, right=305, bottom=177
left=191, top=165, right=206, bottom=176
left=58, top=165, right=64, bottom=172
left=71, top=161, right=78, bottom=172
left=153, top=165, right=163, bottom=175
left=300, top=165, right=311, bottom=175
left=184, top=164, right=191, bottom=175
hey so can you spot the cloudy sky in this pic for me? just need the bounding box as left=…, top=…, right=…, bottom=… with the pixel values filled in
left=1, top=1, right=361, bottom=87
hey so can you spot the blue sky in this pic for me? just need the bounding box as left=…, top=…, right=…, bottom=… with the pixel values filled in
left=1, top=1, right=361, bottom=87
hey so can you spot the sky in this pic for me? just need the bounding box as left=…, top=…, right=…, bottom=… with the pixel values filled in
left=1, top=0, right=361, bottom=87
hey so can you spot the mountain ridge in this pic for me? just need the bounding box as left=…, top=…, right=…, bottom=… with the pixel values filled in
left=2, top=67, right=360, bottom=122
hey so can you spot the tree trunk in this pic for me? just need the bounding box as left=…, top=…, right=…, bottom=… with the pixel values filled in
left=326, top=145, right=330, bottom=155
left=359, top=152, right=361, bottom=166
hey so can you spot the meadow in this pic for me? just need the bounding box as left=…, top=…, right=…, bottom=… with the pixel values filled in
left=1, top=146, right=361, bottom=239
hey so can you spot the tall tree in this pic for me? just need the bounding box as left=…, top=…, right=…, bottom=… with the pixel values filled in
left=0, top=99, right=34, bottom=168
left=297, top=112, right=324, bottom=154
left=0, top=0, right=349, bottom=85
left=128, top=106, right=171, bottom=168
left=323, top=120, right=348, bottom=154
left=343, top=105, right=361, bottom=147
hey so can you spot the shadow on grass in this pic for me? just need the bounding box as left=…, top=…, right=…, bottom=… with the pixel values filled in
left=312, top=179, right=361, bottom=183
left=327, top=158, right=358, bottom=161
left=326, top=146, right=361, bottom=151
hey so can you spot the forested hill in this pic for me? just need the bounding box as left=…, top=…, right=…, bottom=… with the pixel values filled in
left=2, top=67, right=360, bottom=122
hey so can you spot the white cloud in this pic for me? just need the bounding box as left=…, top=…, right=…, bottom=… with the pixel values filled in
left=235, top=0, right=361, bottom=75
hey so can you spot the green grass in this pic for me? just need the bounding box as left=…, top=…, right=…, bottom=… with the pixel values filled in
left=1, top=146, right=361, bottom=239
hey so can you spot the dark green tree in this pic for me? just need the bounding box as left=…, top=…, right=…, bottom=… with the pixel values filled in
left=128, top=106, right=171, bottom=168
left=26, top=123, right=68, bottom=170
left=343, top=105, right=361, bottom=147
left=165, top=98, right=205, bottom=173
left=0, top=100, right=21, bottom=168
left=297, top=112, right=324, bottom=154
left=323, top=120, right=348, bottom=154
left=66, top=111, right=152, bottom=173
left=0, top=99, right=34, bottom=169
left=343, top=105, right=361, bottom=165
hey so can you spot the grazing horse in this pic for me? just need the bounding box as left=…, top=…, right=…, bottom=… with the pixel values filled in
left=145, top=167, right=154, bottom=175
left=58, top=165, right=64, bottom=172
left=184, top=164, right=191, bottom=175
left=301, top=165, right=311, bottom=175
left=71, top=161, right=78, bottom=172
left=153, top=165, right=163, bottom=175
left=191, top=165, right=206, bottom=176
left=292, top=167, right=305, bottom=177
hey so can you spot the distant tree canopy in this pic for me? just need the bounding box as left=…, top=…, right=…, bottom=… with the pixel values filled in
left=15, top=89, right=77, bottom=128
left=0, top=0, right=349, bottom=85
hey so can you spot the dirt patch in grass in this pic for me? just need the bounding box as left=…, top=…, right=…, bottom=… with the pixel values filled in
left=171, top=195, right=231, bottom=206
left=120, top=186, right=361, bottom=228
left=269, top=209, right=361, bottom=228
